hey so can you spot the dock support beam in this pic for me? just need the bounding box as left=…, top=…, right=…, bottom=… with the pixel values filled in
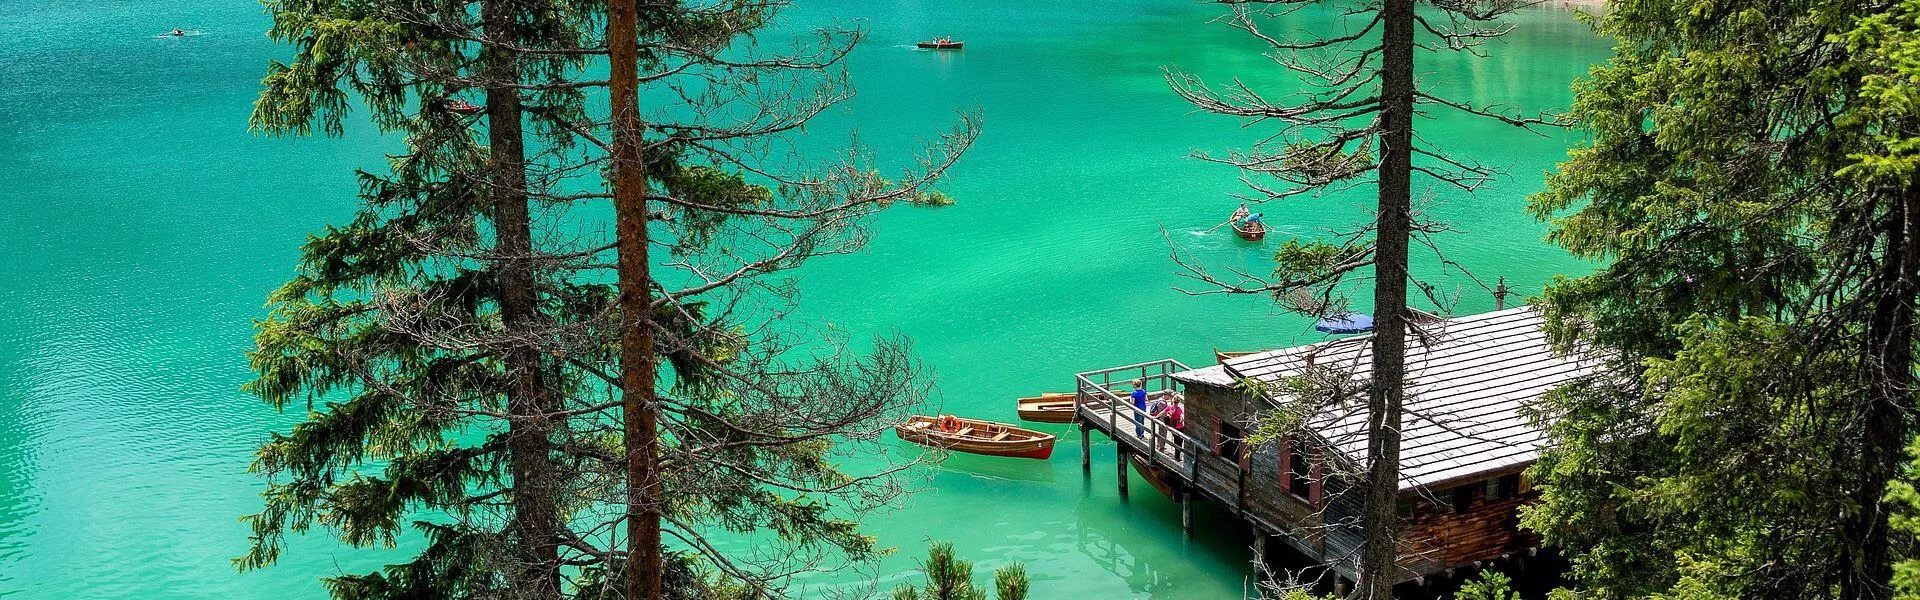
left=1116, top=446, right=1129, bottom=498
left=1334, top=578, right=1350, bottom=596
left=1080, top=424, right=1091, bottom=473
left=1180, top=485, right=1194, bottom=535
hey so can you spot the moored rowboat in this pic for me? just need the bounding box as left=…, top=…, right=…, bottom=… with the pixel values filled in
left=896, top=415, right=1056, bottom=459
left=1016, top=392, right=1077, bottom=423
left=1129, top=454, right=1180, bottom=500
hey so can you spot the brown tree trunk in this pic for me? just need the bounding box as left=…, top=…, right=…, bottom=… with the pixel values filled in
left=482, top=0, right=562, bottom=596
left=1848, top=182, right=1920, bottom=600
left=608, top=0, right=664, bottom=597
left=1355, top=0, right=1415, bottom=597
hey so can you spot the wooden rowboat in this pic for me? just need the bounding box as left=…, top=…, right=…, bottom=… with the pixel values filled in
left=1214, top=349, right=1257, bottom=363
left=1232, top=219, right=1267, bottom=241
left=896, top=415, right=1056, bottom=459
left=1129, top=454, right=1180, bottom=500
left=1016, top=392, right=1077, bottom=423
left=917, top=39, right=964, bottom=49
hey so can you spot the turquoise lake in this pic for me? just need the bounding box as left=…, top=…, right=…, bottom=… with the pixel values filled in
left=0, top=0, right=1611, bottom=597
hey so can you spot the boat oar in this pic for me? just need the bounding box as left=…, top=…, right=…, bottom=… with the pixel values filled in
left=1202, top=218, right=1235, bottom=233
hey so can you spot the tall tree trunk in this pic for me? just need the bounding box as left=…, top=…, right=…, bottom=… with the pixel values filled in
left=483, top=0, right=562, bottom=596
left=608, top=1, right=663, bottom=597
left=1849, top=182, right=1920, bottom=600
left=1355, top=0, right=1415, bottom=596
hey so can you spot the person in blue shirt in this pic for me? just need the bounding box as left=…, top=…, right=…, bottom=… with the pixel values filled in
left=1244, top=212, right=1264, bottom=227
left=1130, top=379, right=1149, bottom=437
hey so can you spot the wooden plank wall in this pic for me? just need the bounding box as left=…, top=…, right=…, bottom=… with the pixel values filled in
left=1181, top=382, right=1535, bottom=582
left=1394, top=482, right=1540, bottom=578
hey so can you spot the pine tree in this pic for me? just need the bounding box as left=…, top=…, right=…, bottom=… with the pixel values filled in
left=1165, top=0, right=1552, bottom=595
left=237, top=0, right=599, bottom=597
left=592, top=0, right=978, bottom=596
left=890, top=542, right=1029, bottom=600
left=1524, top=0, right=1920, bottom=596
left=238, top=0, right=978, bottom=596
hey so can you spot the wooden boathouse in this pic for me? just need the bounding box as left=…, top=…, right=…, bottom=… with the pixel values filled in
left=1071, top=307, right=1596, bottom=586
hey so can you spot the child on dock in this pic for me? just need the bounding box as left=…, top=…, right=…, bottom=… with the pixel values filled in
left=1130, top=379, right=1148, bottom=437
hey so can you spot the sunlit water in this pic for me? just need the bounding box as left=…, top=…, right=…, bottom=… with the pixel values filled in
left=0, top=0, right=1610, bottom=597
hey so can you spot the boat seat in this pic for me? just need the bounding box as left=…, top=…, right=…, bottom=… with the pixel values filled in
left=954, top=427, right=973, bottom=437
left=992, top=431, right=1012, bottom=441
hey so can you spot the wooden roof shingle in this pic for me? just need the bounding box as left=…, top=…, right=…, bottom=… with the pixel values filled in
left=1170, top=307, right=1596, bottom=491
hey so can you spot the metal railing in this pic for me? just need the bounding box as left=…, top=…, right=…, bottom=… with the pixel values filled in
left=1075, top=359, right=1205, bottom=479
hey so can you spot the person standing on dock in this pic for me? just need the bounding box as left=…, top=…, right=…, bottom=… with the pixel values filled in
left=1161, top=397, right=1187, bottom=459
left=1130, top=379, right=1148, bottom=437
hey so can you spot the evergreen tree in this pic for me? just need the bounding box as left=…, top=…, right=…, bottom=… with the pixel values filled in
left=1166, top=0, right=1551, bottom=595
left=237, top=0, right=597, bottom=597
left=593, top=0, right=977, bottom=596
left=890, top=542, right=1029, bottom=600
left=238, top=0, right=976, bottom=597
left=1524, top=0, right=1920, bottom=596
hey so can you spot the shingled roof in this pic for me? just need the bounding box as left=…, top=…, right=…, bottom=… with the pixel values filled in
left=1171, top=307, right=1597, bottom=491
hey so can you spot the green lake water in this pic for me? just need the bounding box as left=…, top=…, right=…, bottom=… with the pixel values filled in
left=0, top=0, right=1611, bottom=597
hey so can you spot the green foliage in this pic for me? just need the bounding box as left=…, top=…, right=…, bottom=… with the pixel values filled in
left=992, top=563, right=1029, bottom=600
left=237, top=0, right=963, bottom=597
left=1889, top=439, right=1920, bottom=600
left=1452, top=571, right=1521, bottom=600
left=1269, top=239, right=1372, bottom=305
left=892, top=542, right=1028, bottom=600
left=1278, top=140, right=1375, bottom=182
left=1522, top=0, right=1920, bottom=597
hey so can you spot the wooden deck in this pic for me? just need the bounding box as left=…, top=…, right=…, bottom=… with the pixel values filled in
left=1071, top=360, right=1302, bottom=546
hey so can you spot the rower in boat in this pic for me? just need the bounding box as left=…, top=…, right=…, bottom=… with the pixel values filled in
left=448, top=99, right=485, bottom=115
left=917, top=37, right=964, bottom=49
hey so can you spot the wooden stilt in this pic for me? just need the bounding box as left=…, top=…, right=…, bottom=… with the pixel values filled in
left=1080, top=424, right=1091, bottom=472
left=1334, top=578, right=1350, bottom=596
left=1180, top=485, right=1194, bottom=535
left=1116, top=446, right=1129, bottom=498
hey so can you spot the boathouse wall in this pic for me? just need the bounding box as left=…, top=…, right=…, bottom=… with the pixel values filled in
left=1182, top=382, right=1368, bottom=571
left=1394, top=469, right=1541, bottom=576
left=1180, top=380, right=1537, bottom=582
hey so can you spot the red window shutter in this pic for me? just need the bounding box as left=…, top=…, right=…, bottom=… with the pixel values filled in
left=1307, top=449, right=1325, bottom=506
left=1278, top=437, right=1294, bottom=494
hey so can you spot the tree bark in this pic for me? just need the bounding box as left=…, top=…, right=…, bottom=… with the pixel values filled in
left=482, top=0, right=562, bottom=596
left=1848, top=182, right=1920, bottom=600
left=1355, top=0, right=1415, bottom=596
left=608, top=0, right=663, bottom=597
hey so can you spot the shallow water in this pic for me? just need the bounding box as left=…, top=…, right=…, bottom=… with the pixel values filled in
left=0, top=0, right=1611, bottom=597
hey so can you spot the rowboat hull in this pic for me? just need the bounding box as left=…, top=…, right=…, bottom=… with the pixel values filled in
left=1016, top=392, right=1077, bottom=423
left=1233, top=221, right=1267, bottom=241
left=896, top=416, right=1056, bottom=459
left=1129, top=454, right=1180, bottom=500
left=917, top=41, right=964, bottom=49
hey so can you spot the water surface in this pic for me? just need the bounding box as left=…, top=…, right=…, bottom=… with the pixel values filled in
left=0, top=1, right=1611, bottom=597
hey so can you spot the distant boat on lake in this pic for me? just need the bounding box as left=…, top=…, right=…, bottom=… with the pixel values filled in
left=917, top=37, right=964, bottom=49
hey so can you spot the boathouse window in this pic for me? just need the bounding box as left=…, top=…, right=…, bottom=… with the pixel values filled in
left=1286, top=442, right=1312, bottom=494
left=1452, top=484, right=1477, bottom=513
left=1217, top=422, right=1245, bottom=460
left=1277, top=436, right=1322, bottom=505
left=1487, top=473, right=1522, bottom=501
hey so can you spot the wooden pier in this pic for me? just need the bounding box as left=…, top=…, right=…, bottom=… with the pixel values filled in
left=1071, top=308, right=1584, bottom=587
